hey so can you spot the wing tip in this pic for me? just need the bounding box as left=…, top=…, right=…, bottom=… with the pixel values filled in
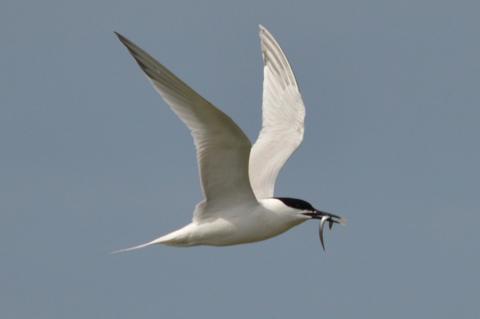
left=258, top=25, right=271, bottom=63
left=258, top=24, right=271, bottom=40
left=113, top=31, right=155, bottom=77
left=113, top=31, right=125, bottom=41
left=114, top=31, right=133, bottom=50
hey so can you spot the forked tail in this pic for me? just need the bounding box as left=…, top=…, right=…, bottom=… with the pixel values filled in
left=110, top=228, right=189, bottom=254
left=110, top=240, right=158, bottom=254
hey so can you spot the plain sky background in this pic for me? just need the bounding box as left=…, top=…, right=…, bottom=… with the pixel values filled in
left=1, top=0, right=479, bottom=318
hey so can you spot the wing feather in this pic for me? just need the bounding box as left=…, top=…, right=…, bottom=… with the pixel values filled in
left=249, top=25, right=306, bottom=199
left=116, top=33, right=257, bottom=219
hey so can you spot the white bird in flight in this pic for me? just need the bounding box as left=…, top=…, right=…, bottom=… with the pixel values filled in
left=113, top=25, right=345, bottom=253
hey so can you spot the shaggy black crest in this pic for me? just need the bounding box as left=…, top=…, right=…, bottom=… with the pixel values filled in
left=275, top=197, right=314, bottom=211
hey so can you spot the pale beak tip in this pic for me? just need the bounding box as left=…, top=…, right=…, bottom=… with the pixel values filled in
left=338, top=217, right=347, bottom=225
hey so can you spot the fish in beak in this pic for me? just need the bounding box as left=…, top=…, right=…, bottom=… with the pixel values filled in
left=304, top=210, right=346, bottom=251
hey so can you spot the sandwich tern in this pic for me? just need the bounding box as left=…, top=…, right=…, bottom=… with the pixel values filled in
left=114, top=25, right=345, bottom=253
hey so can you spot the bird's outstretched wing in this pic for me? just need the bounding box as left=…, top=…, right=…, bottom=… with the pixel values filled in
left=115, top=33, right=257, bottom=218
left=249, top=25, right=306, bottom=199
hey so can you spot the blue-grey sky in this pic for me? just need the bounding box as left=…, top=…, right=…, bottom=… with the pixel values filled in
left=2, top=0, right=479, bottom=318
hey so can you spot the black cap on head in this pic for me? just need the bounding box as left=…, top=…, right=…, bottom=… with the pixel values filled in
left=275, top=197, right=314, bottom=211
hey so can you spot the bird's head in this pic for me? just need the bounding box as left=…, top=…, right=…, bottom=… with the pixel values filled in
left=275, top=197, right=346, bottom=251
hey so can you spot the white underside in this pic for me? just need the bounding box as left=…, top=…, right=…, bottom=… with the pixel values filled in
left=113, top=199, right=309, bottom=253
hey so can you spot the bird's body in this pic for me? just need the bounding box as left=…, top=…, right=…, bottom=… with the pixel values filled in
left=114, top=25, right=345, bottom=253
left=146, top=199, right=307, bottom=247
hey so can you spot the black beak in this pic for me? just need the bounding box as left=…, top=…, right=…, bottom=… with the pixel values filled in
left=302, top=210, right=345, bottom=251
